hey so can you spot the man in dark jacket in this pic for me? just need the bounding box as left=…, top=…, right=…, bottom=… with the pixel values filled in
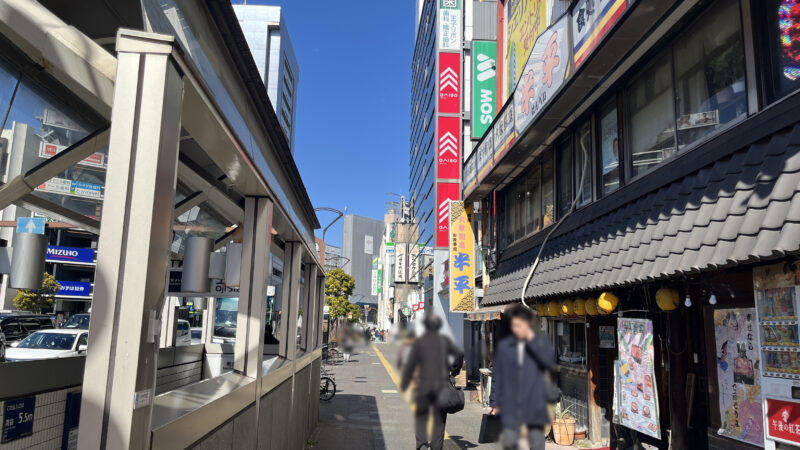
left=401, top=315, right=464, bottom=450
left=489, top=304, right=556, bottom=450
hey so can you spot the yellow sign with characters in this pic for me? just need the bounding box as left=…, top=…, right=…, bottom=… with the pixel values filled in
left=449, top=201, right=475, bottom=312
left=506, top=0, right=548, bottom=95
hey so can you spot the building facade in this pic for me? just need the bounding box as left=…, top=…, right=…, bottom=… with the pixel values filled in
left=464, top=0, right=800, bottom=449
left=233, top=3, right=300, bottom=151
left=341, top=214, right=384, bottom=306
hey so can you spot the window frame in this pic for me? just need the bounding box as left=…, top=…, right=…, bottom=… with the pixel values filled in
left=596, top=96, right=624, bottom=197
left=573, top=117, right=595, bottom=208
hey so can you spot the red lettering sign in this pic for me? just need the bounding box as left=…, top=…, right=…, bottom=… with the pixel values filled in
left=768, top=398, right=800, bottom=444
left=437, top=116, right=460, bottom=180
left=436, top=182, right=460, bottom=247
left=438, top=52, right=461, bottom=114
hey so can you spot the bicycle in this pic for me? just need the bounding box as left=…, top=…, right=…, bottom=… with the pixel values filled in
left=320, top=366, right=336, bottom=401
left=322, top=344, right=343, bottom=365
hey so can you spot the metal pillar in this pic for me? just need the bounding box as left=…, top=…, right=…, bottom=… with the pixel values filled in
left=317, top=276, right=325, bottom=348
left=201, top=297, right=216, bottom=344
left=78, top=30, right=183, bottom=450
left=304, top=265, right=318, bottom=350
left=280, top=242, right=303, bottom=361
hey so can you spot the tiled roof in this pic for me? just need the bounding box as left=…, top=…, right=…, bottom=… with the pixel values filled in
left=482, top=124, right=800, bottom=306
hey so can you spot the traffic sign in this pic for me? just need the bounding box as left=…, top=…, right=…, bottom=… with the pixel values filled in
left=16, top=217, right=45, bottom=234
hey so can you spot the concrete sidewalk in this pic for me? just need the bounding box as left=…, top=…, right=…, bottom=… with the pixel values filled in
left=308, top=341, right=573, bottom=449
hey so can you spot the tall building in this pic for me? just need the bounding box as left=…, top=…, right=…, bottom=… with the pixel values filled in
left=233, top=3, right=300, bottom=151
left=341, top=214, right=384, bottom=306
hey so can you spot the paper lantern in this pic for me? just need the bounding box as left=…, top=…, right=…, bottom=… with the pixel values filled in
left=561, top=299, right=575, bottom=316
left=546, top=301, right=560, bottom=317
left=536, top=303, right=546, bottom=317
left=656, top=287, right=680, bottom=311
left=574, top=298, right=587, bottom=316
left=585, top=298, right=599, bottom=316
left=597, top=292, right=619, bottom=314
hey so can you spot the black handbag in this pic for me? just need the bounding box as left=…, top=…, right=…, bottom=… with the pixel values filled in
left=478, top=413, right=502, bottom=443
left=435, top=337, right=465, bottom=414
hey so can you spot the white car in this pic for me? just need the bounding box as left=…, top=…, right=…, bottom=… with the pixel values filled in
left=5, top=329, right=88, bottom=362
left=176, top=320, right=192, bottom=347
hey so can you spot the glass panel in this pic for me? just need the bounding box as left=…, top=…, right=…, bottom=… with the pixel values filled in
left=171, top=204, right=231, bottom=256
left=557, top=140, right=573, bottom=218
left=574, top=121, right=593, bottom=205
left=598, top=104, right=620, bottom=195
left=214, top=297, right=238, bottom=341
left=674, top=0, right=745, bottom=149
left=763, top=0, right=800, bottom=101
left=525, top=166, right=541, bottom=235
left=542, top=154, right=554, bottom=228
left=0, top=61, right=20, bottom=129
left=628, top=54, right=675, bottom=177
left=265, top=251, right=284, bottom=352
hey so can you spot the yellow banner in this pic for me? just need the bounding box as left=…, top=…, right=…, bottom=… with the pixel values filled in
left=506, top=0, right=548, bottom=96
left=449, top=201, right=475, bottom=313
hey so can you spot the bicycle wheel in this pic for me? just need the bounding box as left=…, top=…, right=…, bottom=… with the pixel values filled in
left=328, top=348, right=342, bottom=365
left=320, top=376, right=336, bottom=401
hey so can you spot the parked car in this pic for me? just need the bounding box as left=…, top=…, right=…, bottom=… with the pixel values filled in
left=62, top=313, right=90, bottom=329
left=190, top=327, right=203, bottom=345
left=5, top=329, right=88, bottom=361
left=176, top=319, right=192, bottom=346
left=0, top=313, right=54, bottom=342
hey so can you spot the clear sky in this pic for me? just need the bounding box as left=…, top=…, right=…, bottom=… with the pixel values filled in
left=244, top=1, right=415, bottom=247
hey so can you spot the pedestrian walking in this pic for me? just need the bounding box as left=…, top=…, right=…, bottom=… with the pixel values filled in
left=342, top=330, right=354, bottom=362
left=400, top=315, right=464, bottom=450
left=489, top=304, right=556, bottom=450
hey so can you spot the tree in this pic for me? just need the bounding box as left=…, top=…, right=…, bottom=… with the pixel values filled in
left=345, top=302, right=362, bottom=323
left=13, top=272, right=60, bottom=313
left=324, top=268, right=355, bottom=320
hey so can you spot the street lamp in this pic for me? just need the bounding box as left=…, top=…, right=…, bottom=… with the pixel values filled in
left=314, top=206, right=345, bottom=243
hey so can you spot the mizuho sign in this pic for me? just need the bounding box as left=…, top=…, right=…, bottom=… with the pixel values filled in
left=472, top=41, right=497, bottom=139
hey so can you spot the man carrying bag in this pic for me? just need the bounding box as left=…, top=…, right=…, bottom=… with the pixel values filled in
left=401, top=315, right=464, bottom=450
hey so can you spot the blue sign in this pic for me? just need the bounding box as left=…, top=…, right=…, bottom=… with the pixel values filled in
left=61, top=392, right=81, bottom=450
left=57, top=281, right=91, bottom=297
left=46, top=246, right=95, bottom=264
left=2, top=396, right=34, bottom=443
left=16, top=217, right=45, bottom=234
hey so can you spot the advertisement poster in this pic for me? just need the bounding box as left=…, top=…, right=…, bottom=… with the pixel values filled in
left=767, top=398, right=800, bottom=445
left=472, top=40, right=497, bottom=138
left=599, top=325, right=615, bottom=348
left=395, top=243, right=407, bottom=283
left=449, top=201, right=475, bottom=312
left=572, top=0, right=628, bottom=68
left=514, top=15, right=571, bottom=137
left=438, top=52, right=461, bottom=114
left=437, top=116, right=461, bottom=180
left=37, top=177, right=103, bottom=200
left=505, top=0, right=548, bottom=94
left=436, top=182, right=460, bottom=247
left=616, top=318, right=660, bottom=439
left=714, top=309, right=764, bottom=445
left=364, top=235, right=373, bottom=255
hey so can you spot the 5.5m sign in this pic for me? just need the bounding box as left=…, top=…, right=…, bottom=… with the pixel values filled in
left=472, top=41, right=497, bottom=139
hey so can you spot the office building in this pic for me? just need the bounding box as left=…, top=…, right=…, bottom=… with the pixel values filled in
left=341, top=214, right=384, bottom=306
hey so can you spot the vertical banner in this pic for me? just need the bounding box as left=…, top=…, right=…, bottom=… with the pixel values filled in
left=436, top=182, right=460, bottom=247
left=376, top=267, right=383, bottom=294
left=572, top=0, right=627, bottom=68
left=439, top=0, right=461, bottom=51
left=437, top=116, right=461, bottom=179
left=616, top=318, right=661, bottom=439
left=371, top=269, right=378, bottom=296
left=408, top=244, right=421, bottom=283
left=395, top=243, right=407, bottom=283
left=472, top=41, right=497, bottom=139
left=449, top=201, right=475, bottom=312
left=438, top=52, right=461, bottom=114
left=505, top=0, right=548, bottom=95
left=714, top=308, right=763, bottom=445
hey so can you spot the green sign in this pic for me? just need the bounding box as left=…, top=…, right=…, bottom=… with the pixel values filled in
left=472, top=40, right=497, bottom=139
left=377, top=269, right=383, bottom=294
left=440, top=0, right=460, bottom=9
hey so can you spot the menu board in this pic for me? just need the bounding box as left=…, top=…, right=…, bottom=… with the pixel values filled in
left=616, top=318, right=660, bottom=439
left=714, top=309, right=764, bottom=445
left=753, top=263, right=800, bottom=379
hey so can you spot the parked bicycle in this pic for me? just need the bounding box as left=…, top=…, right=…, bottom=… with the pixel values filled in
left=320, top=365, right=336, bottom=401
left=322, top=343, right=343, bottom=365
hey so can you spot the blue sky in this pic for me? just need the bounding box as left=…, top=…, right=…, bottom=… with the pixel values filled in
left=255, top=1, right=415, bottom=247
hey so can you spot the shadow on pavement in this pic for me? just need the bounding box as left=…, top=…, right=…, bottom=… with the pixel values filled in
left=447, top=434, right=480, bottom=448
left=310, top=394, right=386, bottom=450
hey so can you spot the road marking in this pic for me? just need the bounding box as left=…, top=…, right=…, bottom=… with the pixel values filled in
left=381, top=389, right=398, bottom=394
left=371, top=362, right=381, bottom=365
left=372, top=344, right=452, bottom=442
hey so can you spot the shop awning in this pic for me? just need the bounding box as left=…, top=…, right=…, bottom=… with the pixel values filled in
left=483, top=123, right=800, bottom=306
left=467, top=305, right=507, bottom=321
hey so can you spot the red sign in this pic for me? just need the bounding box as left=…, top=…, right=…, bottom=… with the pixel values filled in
left=436, top=182, right=460, bottom=247
left=768, top=398, right=800, bottom=444
left=42, top=143, right=58, bottom=157
left=437, top=116, right=460, bottom=180
left=438, top=52, right=461, bottom=114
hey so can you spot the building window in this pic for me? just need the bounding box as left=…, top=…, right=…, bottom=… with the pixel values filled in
left=674, top=0, right=745, bottom=149
left=542, top=155, right=554, bottom=228
left=525, top=165, right=541, bottom=235
left=556, top=320, right=586, bottom=368
left=502, top=150, right=555, bottom=247
left=627, top=53, right=675, bottom=178
left=761, top=0, right=800, bottom=101
left=598, top=102, right=620, bottom=196
left=556, top=138, right=573, bottom=219
left=574, top=121, right=593, bottom=206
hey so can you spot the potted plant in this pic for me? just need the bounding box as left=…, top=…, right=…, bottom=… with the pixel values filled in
left=552, top=402, right=576, bottom=446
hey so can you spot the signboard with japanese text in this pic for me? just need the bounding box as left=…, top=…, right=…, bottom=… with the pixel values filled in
left=437, top=116, right=461, bottom=179
left=395, top=243, right=407, bottom=283
left=599, top=326, right=615, bottom=348
left=371, top=269, right=378, bottom=296
left=714, top=308, right=763, bottom=445
left=767, top=398, right=800, bottom=445
left=438, top=52, right=461, bottom=114
left=37, top=177, right=103, bottom=200
left=449, top=201, right=475, bottom=312
left=39, top=142, right=105, bottom=168
left=408, top=244, right=421, bottom=283
left=492, top=103, right=515, bottom=161
left=2, top=397, right=34, bottom=443
left=439, top=0, right=461, bottom=51
left=377, top=268, right=382, bottom=294
left=436, top=182, right=460, bottom=247
left=472, top=40, right=497, bottom=138
left=505, top=0, right=548, bottom=95
left=514, top=15, right=571, bottom=137
left=57, top=281, right=92, bottom=297
left=572, top=0, right=627, bottom=68
left=616, top=318, right=661, bottom=439
left=463, top=156, right=477, bottom=196
left=476, top=132, right=494, bottom=183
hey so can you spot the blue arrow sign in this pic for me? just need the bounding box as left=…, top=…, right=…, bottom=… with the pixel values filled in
left=16, top=217, right=45, bottom=234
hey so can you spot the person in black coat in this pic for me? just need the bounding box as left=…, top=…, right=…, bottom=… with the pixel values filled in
left=489, top=304, right=556, bottom=450
left=401, top=315, right=464, bottom=450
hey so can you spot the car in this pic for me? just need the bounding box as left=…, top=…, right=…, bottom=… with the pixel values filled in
left=176, top=319, right=192, bottom=346
left=5, top=329, right=88, bottom=362
left=0, top=313, right=54, bottom=342
left=190, top=327, right=203, bottom=345
left=62, top=313, right=90, bottom=329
